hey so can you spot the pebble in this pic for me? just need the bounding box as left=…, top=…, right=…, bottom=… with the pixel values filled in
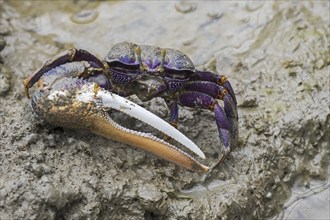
left=175, top=2, right=197, bottom=14
left=71, top=10, right=98, bottom=24
left=314, top=58, right=325, bottom=70
left=47, top=134, right=56, bottom=147
left=138, top=184, right=163, bottom=201
left=26, top=133, right=39, bottom=145
left=0, top=74, right=10, bottom=96
left=207, top=11, right=223, bottom=20
left=0, top=65, right=12, bottom=96
left=265, top=191, right=272, bottom=199
left=240, top=95, right=258, bottom=107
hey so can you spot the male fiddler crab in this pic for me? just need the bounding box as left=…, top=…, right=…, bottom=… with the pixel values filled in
left=24, top=42, right=238, bottom=172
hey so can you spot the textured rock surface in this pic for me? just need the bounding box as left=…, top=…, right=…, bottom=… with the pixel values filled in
left=0, top=1, right=329, bottom=219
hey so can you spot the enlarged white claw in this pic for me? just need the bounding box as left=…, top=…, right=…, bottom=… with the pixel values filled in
left=76, top=84, right=205, bottom=159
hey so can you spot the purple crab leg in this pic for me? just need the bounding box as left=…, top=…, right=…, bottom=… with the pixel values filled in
left=166, top=100, right=179, bottom=128
left=178, top=91, right=234, bottom=151
left=184, top=81, right=237, bottom=118
left=185, top=81, right=222, bottom=98
left=184, top=81, right=239, bottom=147
left=23, top=49, right=104, bottom=98
left=191, top=70, right=237, bottom=105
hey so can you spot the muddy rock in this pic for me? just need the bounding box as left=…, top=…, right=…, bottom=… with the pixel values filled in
left=0, top=1, right=329, bottom=219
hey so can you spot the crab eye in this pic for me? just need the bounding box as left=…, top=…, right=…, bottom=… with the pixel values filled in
left=108, top=61, right=140, bottom=70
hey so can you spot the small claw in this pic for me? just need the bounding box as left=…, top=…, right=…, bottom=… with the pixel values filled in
left=24, top=49, right=76, bottom=98
left=23, top=49, right=104, bottom=99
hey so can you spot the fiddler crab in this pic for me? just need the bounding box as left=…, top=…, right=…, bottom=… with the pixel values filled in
left=24, top=42, right=238, bottom=172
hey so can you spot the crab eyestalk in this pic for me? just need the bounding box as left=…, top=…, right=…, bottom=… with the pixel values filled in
left=157, top=49, right=166, bottom=73
left=23, top=48, right=104, bottom=98
left=134, top=46, right=147, bottom=71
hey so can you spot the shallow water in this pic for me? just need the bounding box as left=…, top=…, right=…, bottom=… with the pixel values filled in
left=1, top=1, right=329, bottom=219
left=275, top=166, right=330, bottom=219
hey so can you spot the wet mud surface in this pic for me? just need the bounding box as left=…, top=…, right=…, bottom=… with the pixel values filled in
left=0, top=1, right=329, bottom=219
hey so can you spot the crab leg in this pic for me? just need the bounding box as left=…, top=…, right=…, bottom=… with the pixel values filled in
left=191, top=70, right=237, bottom=105
left=178, top=91, right=237, bottom=151
left=165, top=100, right=179, bottom=128
left=165, top=81, right=238, bottom=150
left=184, top=81, right=237, bottom=119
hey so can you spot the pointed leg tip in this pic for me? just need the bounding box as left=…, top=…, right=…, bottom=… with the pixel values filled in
left=23, top=79, right=30, bottom=99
